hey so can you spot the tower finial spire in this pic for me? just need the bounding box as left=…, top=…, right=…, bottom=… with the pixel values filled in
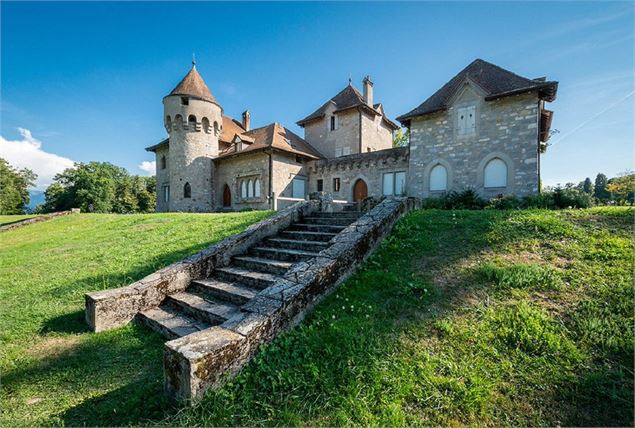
left=192, top=53, right=196, bottom=67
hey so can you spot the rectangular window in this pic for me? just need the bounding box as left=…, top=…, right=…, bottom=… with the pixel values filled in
left=382, top=172, right=407, bottom=196
left=382, top=173, right=394, bottom=196
left=180, top=97, right=189, bottom=106
left=329, top=115, right=338, bottom=131
left=292, top=178, right=306, bottom=199
left=295, top=155, right=303, bottom=164
left=333, top=177, right=341, bottom=192
left=163, top=185, right=170, bottom=202
left=457, top=105, right=476, bottom=136
left=317, top=179, right=324, bottom=192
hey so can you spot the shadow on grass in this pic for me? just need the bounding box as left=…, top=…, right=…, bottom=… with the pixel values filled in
left=40, top=310, right=90, bottom=334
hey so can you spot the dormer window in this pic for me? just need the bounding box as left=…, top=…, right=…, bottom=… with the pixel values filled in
left=457, top=105, right=476, bottom=136
left=181, top=97, right=189, bottom=106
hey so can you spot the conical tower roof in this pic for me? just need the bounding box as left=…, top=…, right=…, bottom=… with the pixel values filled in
left=167, top=65, right=218, bottom=104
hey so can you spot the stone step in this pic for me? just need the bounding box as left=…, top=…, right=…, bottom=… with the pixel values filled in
left=279, top=230, right=338, bottom=242
left=342, top=203, right=360, bottom=212
left=213, top=266, right=278, bottom=290
left=190, top=278, right=258, bottom=305
left=136, top=306, right=211, bottom=340
left=165, top=292, right=239, bottom=325
left=232, top=255, right=292, bottom=275
left=288, top=223, right=347, bottom=233
left=266, top=237, right=330, bottom=252
left=249, top=246, right=319, bottom=262
left=301, top=216, right=356, bottom=226
left=310, top=211, right=362, bottom=219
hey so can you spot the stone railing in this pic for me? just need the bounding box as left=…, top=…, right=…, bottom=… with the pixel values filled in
left=164, top=197, right=420, bottom=401
left=0, top=209, right=80, bottom=232
left=85, top=201, right=317, bottom=332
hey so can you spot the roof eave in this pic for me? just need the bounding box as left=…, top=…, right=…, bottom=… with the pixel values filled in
left=145, top=139, right=169, bottom=152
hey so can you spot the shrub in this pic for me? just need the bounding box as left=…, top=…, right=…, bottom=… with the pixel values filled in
left=486, top=195, right=521, bottom=210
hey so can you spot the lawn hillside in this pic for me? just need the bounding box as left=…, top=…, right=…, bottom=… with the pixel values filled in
left=1, top=208, right=633, bottom=426
left=0, top=214, right=36, bottom=226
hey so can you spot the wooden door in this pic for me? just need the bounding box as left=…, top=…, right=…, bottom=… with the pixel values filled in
left=223, top=184, right=231, bottom=207
left=353, top=179, right=368, bottom=202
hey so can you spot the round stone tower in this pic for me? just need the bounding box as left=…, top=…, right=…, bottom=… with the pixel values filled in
left=163, top=63, right=222, bottom=212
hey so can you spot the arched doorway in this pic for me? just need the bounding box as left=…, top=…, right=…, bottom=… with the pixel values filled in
left=353, top=179, right=368, bottom=202
left=223, top=184, right=231, bottom=207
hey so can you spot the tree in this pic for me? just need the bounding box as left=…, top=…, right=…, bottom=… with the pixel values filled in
left=607, top=172, right=635, bottom=205
left=42, top=161, right=156, bottom=213
left=582, top=177, right=593, bottom=194
left=0, top=158, right=37, bottom=214
left=594, top=173, right=609, bottom=201
left=393, top=128, right=410, bottom=148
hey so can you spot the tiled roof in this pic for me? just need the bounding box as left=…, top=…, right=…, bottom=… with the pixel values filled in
left=297, top=83, right=399, bottom=130
left=397, top=59, right=558, bottom=124
left=217, top=122, right=323, bottom=160
left=167, top=66, right=218, bottom=105
left=220, top=116, right=246, bottom=143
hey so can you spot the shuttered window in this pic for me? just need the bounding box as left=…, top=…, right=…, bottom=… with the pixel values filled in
left=457, top=105, right=476, bottom=136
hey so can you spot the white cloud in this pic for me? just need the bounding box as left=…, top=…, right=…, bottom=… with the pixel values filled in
left=0, top=128, right=75, bottom=190
left=138, top=160, right=156, bottom=175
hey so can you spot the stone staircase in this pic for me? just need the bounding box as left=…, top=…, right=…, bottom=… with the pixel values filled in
left=136, top=207, right=362, bottom=340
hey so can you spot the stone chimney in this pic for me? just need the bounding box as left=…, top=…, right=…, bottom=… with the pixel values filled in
left=242, top=110, right=251, bottom=131
left=363, top=76, right=374, bottom=107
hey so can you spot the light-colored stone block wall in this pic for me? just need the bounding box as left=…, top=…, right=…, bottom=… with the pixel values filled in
left=306, top=148, right=409, bottom=202
left=303, top=104, right=360, bottom=158
left=360, top=111, right=394, bottom=153
left=215, top=150, right=271, bottom=211
left=408, top=87, right=540, bottom=198
left=154, top=145, right=170, bottom=212
left=272, top=151, right=306, bottom=199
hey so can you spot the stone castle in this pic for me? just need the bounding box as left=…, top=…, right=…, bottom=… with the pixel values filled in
left=146, top=59, right=558, bottom=212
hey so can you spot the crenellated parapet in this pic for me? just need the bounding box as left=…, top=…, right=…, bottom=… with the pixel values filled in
left=306, top=146, right=409, bottom=174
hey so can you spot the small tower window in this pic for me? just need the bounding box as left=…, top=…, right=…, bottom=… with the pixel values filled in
left=165, top=116, right=172, bottom=131
left=184, top=182, right=191, bottom=198
left=202, top=117, right=210, bottom=133
left=160, top=155, right=166, bottom=170
left=213, top=121, right=220, bottom=136
left=188, top=115, right=197, bottom=130
left=175, top=114, right=183, bottom=129
left=181, top=97, right=189, bottom=106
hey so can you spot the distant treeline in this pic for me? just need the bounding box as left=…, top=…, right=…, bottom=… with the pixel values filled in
left=0, top=158, right=156, bottom=215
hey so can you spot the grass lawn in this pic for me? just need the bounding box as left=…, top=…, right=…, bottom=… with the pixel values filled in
left=0, top=211, right=273, bottom=427
left=0, top=214, right=37, bottom=226
left=1, top=208, right=633, bottom=426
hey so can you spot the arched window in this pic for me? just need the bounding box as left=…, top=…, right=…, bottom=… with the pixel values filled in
left=213, top=121, right=220, bottom=136
left=241, top=180, right=247, bottom=198
left=175, top=114, right=183, bottom=129
left=183, top=182, right=191, bottom=198
left=247, top=179, right=253, bottom=198
left=254, top=178, right=261, bottom=198
left=202, top=117, right=210, bottom=133
left=484, top=158, right=507, bottom=188
left=165, top=116, right=172, bottom=131
left=188, top=115, right=197, bottom=131
left=430, top=164, right=448, bottom=191
left=160, top=155, right=166, bottom=170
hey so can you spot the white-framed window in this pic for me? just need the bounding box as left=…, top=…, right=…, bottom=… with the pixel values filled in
left=484, top=158, right=507, bottom=188
left=254, top=178, right=261, bottom=198
left=382, top=171, right=406, bottom=196
left=292, top=178, right=306, bottom=199
left=163, top=185, right=170, bottom=202
left=457, top=105, right=476, bottom=136
left=430, top=164, right=448, bottom=191
left=241, top=181, right=247, bottom=198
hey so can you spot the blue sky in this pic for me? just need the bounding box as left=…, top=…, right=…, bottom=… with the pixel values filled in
left=1, top=1, right=633, bottom=189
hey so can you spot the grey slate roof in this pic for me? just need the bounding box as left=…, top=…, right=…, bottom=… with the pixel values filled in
left=397, top=59, right=558, bottom=124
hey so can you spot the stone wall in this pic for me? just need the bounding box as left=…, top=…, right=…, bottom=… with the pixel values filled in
left=303, top=104, right=360, bottom=158
left=305, top=147, right=409, bottom=201
left=0, top=209, right=80, bottom=232
left=360, top=110, right=394, bottom=153
left=164, top=197, right=421, bottom=401
left=85, top=201, right=315, bottom=332
left=272, top=151, right=306, bottom=199
left=408, top=86, right=541, bottom=198
left=155, top=145, right=170, bottom=212
left=215, top=150, right=271, bottom=211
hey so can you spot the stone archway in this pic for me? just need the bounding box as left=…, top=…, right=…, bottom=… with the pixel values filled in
left=353, top=179, right=368, bottom=202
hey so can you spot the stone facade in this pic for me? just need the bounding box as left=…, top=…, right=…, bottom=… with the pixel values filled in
left=408, top=86, right=541, bottom=198
left=215, top=150, right=271, bottom=211
left=303, top=105, right=360, bottom=158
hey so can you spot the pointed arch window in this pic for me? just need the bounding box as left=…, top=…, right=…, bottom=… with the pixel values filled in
left=254, top=178, right=261, bottom=198
left=184, top=182, right=191, bottom=198
left=247, top=179, right=253, bottom=198
left=241, top=180, right=247, bottom=199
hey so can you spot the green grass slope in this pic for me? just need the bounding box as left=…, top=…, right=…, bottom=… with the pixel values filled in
left=0, top=215, right=37, bottom=226
left=1, top=208, right=633, bottom=426
left=0, top=211, right=272, bottom=427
